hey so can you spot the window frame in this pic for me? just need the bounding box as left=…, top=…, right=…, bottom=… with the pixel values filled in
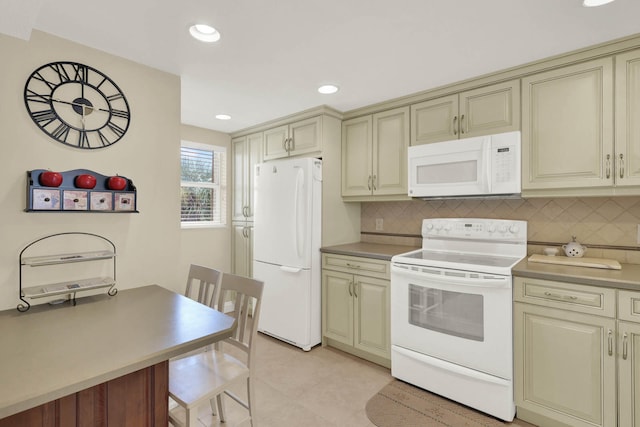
left=180, top=140, right=227, bottom=229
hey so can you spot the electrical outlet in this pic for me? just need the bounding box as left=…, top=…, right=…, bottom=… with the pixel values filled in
left=375, top=218, right=384, bottom=231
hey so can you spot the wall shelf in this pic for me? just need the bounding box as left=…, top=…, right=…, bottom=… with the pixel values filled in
left=18, top=232, right=118, bottom=312
left=26, top=169, right=138, bottom=213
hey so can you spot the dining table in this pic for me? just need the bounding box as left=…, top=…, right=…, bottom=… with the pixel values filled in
left=0, top=284, right=236, bottom=426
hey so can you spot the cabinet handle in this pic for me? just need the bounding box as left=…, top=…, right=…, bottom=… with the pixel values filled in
left=543, top=291, right=578, bottom=301
left=287, top=137, right=293, bottom=152
left=372, top=174, right=377, bottom=191
left=453, top=116, right=458, bottom=135
left=346, top=262, right=361, bottom=269
left=354, top=281, right=359, bottom=298
left=606, top=154, right=611, bottom=179
left=368, top=175, right=372, bottom=191
left=348, top=281, right=353, bottom=297
left=282, top=138, right=287, bottom=151
left=620, top=153, right=625, bottom=179
left=623, top=332, right=629, bottom=360
left=608, top=329, right=613, bottom=356
left=460, top=114, right=465, bottom=134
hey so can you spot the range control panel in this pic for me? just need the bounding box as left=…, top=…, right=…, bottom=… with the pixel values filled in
left=422, top=218, right=527, bottom=242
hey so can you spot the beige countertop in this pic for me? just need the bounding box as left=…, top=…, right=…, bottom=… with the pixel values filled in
left=0, top=284, right=235, bottom=420
left=513, top=258, right=640, bottom=291
left=320, top=242, right=419, bottom=261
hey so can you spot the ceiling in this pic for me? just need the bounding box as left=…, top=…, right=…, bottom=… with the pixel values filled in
left=2, top=0, right=640, bottom=134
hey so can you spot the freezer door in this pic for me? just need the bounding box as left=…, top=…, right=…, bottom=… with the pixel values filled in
left=253, top=158, right=319, bottom=268
left=253, top=261, right=320, bottom=350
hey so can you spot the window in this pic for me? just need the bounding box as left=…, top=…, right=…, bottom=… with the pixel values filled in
left=180, top=141, right=226, bottom=227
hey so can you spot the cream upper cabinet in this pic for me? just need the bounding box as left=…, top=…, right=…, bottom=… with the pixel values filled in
left=342, top=106, right=409, bottom=200
left=615, top=49, right=640, bottom=187
left=522, top=58, right=615, bottom=195
left=411, top=80, right=520, bottom=145
left=263, top=116, right=321, bottom=160
left=232, top=133, right=262, bottom=222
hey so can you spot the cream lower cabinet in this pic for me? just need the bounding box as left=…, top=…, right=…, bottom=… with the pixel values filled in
left=232, top=222, right=253, bottom=277
left=341, top=106, right=409, bottom=201
left=514, top=277, right=640, bottom=427
left=618, top=290, right=640, bottom=427
left=321, top=253, right=390, bottom=367
left=411, top=79, right=520, bottom=145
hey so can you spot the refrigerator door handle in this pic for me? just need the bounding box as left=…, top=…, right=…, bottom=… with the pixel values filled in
left=280, top=266, right=302, bottom=273
left=294, top=168, right=305, bottom=258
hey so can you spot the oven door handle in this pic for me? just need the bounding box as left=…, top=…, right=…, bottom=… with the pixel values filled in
left=391, top=264, right=510, bottom=288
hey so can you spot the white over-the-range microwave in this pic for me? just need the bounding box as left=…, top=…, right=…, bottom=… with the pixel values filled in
left=408, top=131, right=521, bottom=199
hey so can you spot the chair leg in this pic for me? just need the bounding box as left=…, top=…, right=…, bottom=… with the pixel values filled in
left=209, top=396, right=218, bottom=417
left=216, top=393, right=226, bottom=422
left=185, top=407, right=199, bottom=427
left=247, top=377, right=254, bottom=427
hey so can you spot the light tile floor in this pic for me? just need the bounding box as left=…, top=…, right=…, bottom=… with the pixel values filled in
left=171, top=332, right=535, bottom=427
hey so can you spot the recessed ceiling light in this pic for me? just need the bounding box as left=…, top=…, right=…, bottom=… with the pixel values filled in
left=189, top=24, right=221, bottom=42
left=215, top=114, right=231, bottom=120
left=582, top=0, right=615, bottom=7
left=318, top=84, right=339, bottom=94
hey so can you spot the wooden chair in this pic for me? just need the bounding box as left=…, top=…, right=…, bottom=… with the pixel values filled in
left=183, top=264, right=223, bottom=308
left=168, top=273, right=264, bottom=427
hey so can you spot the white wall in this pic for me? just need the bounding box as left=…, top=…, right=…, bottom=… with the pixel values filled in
left=0, top=31, right=219, bottom=311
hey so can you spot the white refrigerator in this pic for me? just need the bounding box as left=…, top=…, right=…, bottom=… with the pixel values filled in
left=252, top=157, right=322, bottom=351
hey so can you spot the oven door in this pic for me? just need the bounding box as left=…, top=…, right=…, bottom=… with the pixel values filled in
left=391, top=263, right=512, bottom=379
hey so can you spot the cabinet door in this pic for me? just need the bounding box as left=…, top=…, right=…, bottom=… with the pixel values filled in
left=232, top=136, right=248, bottom=222
left=289, top=116, right=321, bottom=157
left=514, top=302, right=617, bottom=427
left=341, top=116, right=373, bottom=197
left=353, top=275, right=389, bottom=359
left=615, top=49, right=640, bottom=187
left=322, top=269, right=353, bottom=346
left=410, top=94, right=458, bottom=145
left=372, top=107, right=409, bottom=196
left=521, top=58, right=614, bottom=191
left=459, top=80, right=520, bottom=138
left=245, top=132, right=262, bottom=221
left=263, top=124, right=289, bottom=160
left=232, top=223, right=252, bottom=277
left=619, top=321, right=640, bottom=427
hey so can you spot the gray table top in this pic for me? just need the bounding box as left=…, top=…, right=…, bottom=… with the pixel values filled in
left=0, top=284, right=235, bottom=419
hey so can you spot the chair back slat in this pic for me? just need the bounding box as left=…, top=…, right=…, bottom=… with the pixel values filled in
left=184, top=264, right=223, bottom=308
left=216, top=273, right=264, bottom=361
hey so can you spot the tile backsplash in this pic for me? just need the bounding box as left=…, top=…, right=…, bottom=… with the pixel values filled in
left=361, top=197, right=640, bottom=264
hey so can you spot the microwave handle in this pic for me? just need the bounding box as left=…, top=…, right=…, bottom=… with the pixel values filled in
left=484, top=138, right=492, bottom=192
left=452, top=116, right=458, bottom=136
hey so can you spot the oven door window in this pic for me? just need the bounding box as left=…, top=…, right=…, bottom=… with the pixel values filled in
left=409, top=284, right=484, bottom=341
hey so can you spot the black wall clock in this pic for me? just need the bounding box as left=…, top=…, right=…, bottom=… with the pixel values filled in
left=24, top=61, right=131, bottom=149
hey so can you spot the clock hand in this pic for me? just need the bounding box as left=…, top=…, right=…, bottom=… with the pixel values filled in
left=51, top=97, right=109, bottom=113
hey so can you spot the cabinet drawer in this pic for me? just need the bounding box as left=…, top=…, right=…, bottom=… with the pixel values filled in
left=618, top=290, right=640, bottom=323
left=322, top=253, right=390, bottom=279
left=514, top=277, right=615, bottom=318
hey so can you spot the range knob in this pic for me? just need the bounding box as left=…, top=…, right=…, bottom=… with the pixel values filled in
left=424, top=223, right=434, bottom=231
left=434, top=223, right=443, bottom=231
left=444, top=224, right=453, bottom=232
left=487, top=224, right=497, bottom=233
left=498, top=225, right=508, bottom=233
left=509, top=224, right=520, bottom=234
